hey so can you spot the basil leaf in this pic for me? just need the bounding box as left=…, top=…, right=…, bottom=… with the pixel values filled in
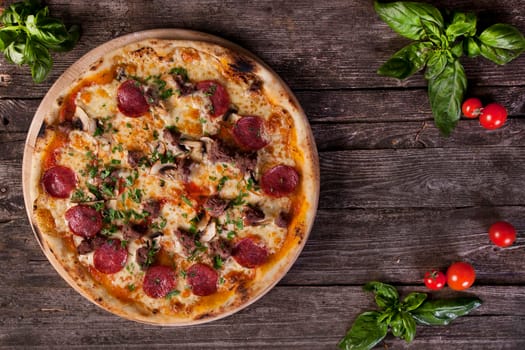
left=374, top=1, right=444, bottom=40
left=410, top=297, right=482, bottom=326
left=446, top=12, right=477, bottom=41
left=0, top=28, right=19, bottom=51
left=46, top=24, right=81, bottom=52
left=420, top=18, right=444, bottom=46
left=402, top=292, right=427, bottom=311
left=363, top=281, right=399, bottom=308
left=401, top=312, right=416, bottom=342
left=0, top=0, right=42, bottom=25
left=424, top=50, right=447, bottom=80
left=479, top=24, right=525, bottom=64
left=26, top=13, right=70, bottom=46
left=377, top=42, right=433, bottom=79
left=390, top=312, right=403, bottom=337
left=450, top=42, right=463, bottom=59
left=29, top=41, right=52, bottom=83
left=338, top=311, right=388, bottom=350
left=465, top=37, right=481, bottom=57
left=427, top=59, right=467, bottom=136
left=4, top=39, right=27, bottom=65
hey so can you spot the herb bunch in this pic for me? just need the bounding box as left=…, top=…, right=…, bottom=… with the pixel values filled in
left=338, top=282, right=481, bottom=350
left=374, top=1, right=525, bottom=135
left=0, top=0, right=80, bottom=83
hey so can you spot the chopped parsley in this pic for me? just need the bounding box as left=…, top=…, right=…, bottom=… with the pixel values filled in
left=170, top=66, right=189, bottom=80
left=165, top=289, right=181, bottom=299
left=127, top=283, right=135, bottom=291
left=128, top=188, right=143, bottom=203
left=213, top=255, right=223, bottom=269
left=217, top=176, right=229, bottom=191
left=71, top=189, right=88, bottom=202
left=181, top=195, right=192, bottom=207
left=231, top=191, right=248, bottom=206
left=227, top=231, right=236, bottom=240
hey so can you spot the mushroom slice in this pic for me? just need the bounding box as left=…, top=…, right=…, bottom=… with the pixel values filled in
left=74, top=106, right=97, bottom=135
left=200, top=220, right=216, bottom=242
left=150, top=161, right=178, bottom=180
left=180, top=139, right=204, bottom=162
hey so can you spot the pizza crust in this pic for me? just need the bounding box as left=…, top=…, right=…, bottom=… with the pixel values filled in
left=24, top=32, right=319, bottom=325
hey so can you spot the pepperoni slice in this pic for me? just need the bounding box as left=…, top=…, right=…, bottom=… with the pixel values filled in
left=117, top=80, right=149, bottom=117
left=260, top=165, right=300, bottom=197
left=93, top=239, right=128, bottom=274
left=187, top=263, right=218, bottom=296
left=232, top=237, right=269, bottom=268
left=143, top=265, right=176, bottom=298
left=65, top=205, right=103, bottom=238
left=232, top=115, right=269, bottom=151
left=41, top=166, right=77, bottom=198
left=196, top=80, right=230, bottom=118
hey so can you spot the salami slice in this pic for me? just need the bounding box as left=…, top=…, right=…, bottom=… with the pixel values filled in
left=232, top=237, right=268, bottom=268
left=143, top=265, right=176, bottom=298
left=196, top=80, right=230, bottom=118
left=65, top=205, right=103, bottom=238
left=41, top=166, right=76, bottom=198
left=232, top=115, right=268, bottom=151
left=187, top=263, right=218, bottom=296
left=260, top=165, right=299, bottom=197
left=117, top=80, right=149, bottom=117
left=93, top=239, right=128, bottom=274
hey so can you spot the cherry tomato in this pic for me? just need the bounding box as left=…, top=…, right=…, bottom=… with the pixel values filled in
left=447, top=262, right=476, bottom=291
left=424, top=270, right=447, bottom=290
left=489, top=221, right=517, bottom=248
left=479, top=103, right=507, bottom=130
left=462, top=98, right=483, bottom=119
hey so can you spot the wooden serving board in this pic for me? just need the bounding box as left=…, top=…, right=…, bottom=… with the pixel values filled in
left=21, top=28, right=319, bottom=325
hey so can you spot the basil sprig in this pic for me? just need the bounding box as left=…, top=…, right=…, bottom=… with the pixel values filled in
left=338, top=282, right=482, bottom=350
left=0, top=0, right=80, bottom=83
left=374, top=1, right=525, bottom=135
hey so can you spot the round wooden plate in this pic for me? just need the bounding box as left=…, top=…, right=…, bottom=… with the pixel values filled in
left=22, top=29, right=319, bottom=325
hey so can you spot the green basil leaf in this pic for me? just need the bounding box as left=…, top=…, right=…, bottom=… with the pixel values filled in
left=450, top=42, right=463, bottom=58
left=338, top=311, right=388, bottom=350
left=390, top=312, right=403, bottom=337
left=465, top=37, right=481, bottom=57
left=427, top=59, right=467, bottom=136
left=424, top=50, right=447, bottom=80
left=29, top=41, right=52, bottom=83
left=377, top=42, right=433, bottom=79
left=46, top=24, right=80, bottom=52
left=0, top=28, right=19, bottom=51
left=374, top=1, right=444, bottom=40
left=410, top=297, right=482, bottom=326
left=421, top=18, right=444, bottom=45
left=402, top=292, right=427, bottom=311
left=363, top=282, right=399, bottom=309
left=401, top=312, right=416, bottom=342
left=4, top=38, right=27, bottom=65
left=446, top=12, right=477, bottom=41
left=26, top=13, right=70, bottom=46
left=0, top=0, right=42, bottom=25
left=478, top=24, right=525, bottom=64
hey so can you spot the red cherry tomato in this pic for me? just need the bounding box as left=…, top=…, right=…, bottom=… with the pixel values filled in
left=424, top=270, right=447, bottom=290
left=447, top=262, right=476, bottom=291
left=489, top=221, right=517, bottom=248
left=462, top=98, right=483, bottom=119
left=479, top=103, right=507, bottom=130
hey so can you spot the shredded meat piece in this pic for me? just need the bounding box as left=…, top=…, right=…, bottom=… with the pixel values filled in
left=243, top=206, right=265, bottom=226
left=122, top=223, right=148, bottom=240
left=275, top=212, right=290, bottom=228
left=209, top=239, right=232, bottom=260
left=174, top=229, right=196, bottom=255
left=204, top=196, right=229, bottom=217
left=127, top=150, right=144, bottom=168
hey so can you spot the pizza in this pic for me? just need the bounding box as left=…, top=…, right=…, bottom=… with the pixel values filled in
left=26, top=37, right=318, bottom=324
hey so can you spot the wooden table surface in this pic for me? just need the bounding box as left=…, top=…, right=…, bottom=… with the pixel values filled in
left=1, top=0, right=525, bottom=348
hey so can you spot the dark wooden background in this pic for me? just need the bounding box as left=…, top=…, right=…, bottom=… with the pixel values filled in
left=1, top=0, right=525, bottom=348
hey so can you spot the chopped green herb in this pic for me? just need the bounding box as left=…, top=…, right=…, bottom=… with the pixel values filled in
left=227, top=231, right=236, bottom=240
left=100, top=168, right=112, bottom=179
left=213, top=255, right=223, bottom=269
left=181, top=195, right=193, bottom=207
left=217, top=176, right=229, bottom=191
left=232, top=191, right=248, bottom=206
left=180, top=270, right=187, bottom=278
left=170, top=66, right=189, bottom=80
left=126, top=122, right=132, bottom=128
left=153, top=130, right=159, bottom=140
left=121, top=240, right=128, bottom=248
left=127, top=283, right=135, bottom=291
left=218, top=277, right=225, bottom=285
left=92, top=201, right=105, bottom=211
left=234, top=218, right=244, bottom=230
left=111, top=159, right=121, bottom=165
left=165, top=289, right=181, bottom=299
left=86, top=183, right=102, bottom=199
left=100, top=183, right=115, bottom=197
left=128, top=188, right=143, bottom=203
left=71, top=189, right=88, bottom=202
left=93, top=126, right=104, bottom=137
left=209, top=176, right=217, bottom=181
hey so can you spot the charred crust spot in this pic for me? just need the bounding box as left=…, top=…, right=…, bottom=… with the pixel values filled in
left=229, top=56, right=255, bottom=73
left=56, top=96, right=64, bottom=106
left=288, top=97, right=298, bottom=109
left=90, top=58, right=104, bottom=71
left=152, top=308, right=159, bottom=314
left=131, top=46, right=157, bottom=59
left=249, top=78, right=263, bottom=92
left=195, top=312, right=211, bottom=320
left=97, top=297, right=103, bottom=302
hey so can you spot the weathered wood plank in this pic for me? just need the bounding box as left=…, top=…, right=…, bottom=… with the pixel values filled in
left=1, top=0, right=525, bottom=97
left=320, top=147, right=525, bottom=208
left=0, top=282, right=523, bottom=349
left=2, top=85, right=524, bottom=133
left=4, top=206, right=524, bottom=286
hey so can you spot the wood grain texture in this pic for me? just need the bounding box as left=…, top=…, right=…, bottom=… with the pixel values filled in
left=0, top=0, right=525, bottom=97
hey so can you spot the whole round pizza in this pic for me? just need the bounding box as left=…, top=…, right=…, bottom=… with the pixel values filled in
left=24, top=31, right=319, bottom=325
